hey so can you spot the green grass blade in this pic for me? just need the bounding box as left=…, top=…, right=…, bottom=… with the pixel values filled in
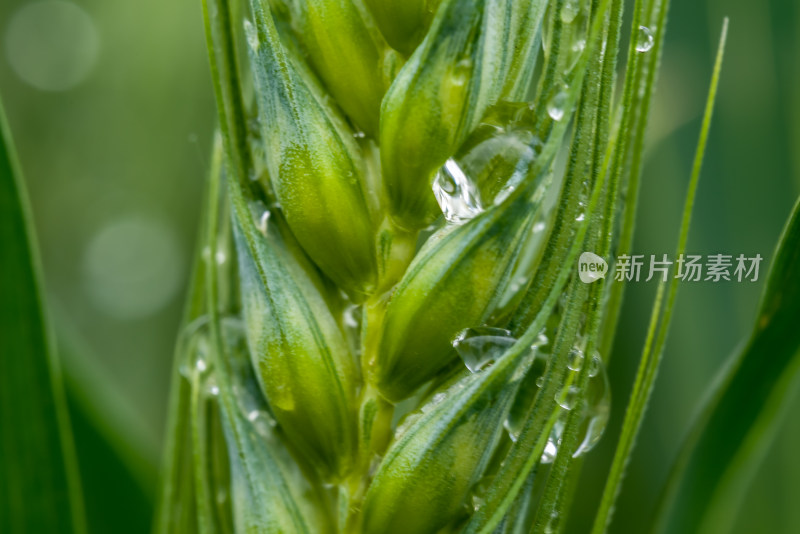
left=153, top=136, right=222, bottom=534
left=655, top=192, right=800, bottom=534
left=0, top=98, right=86, bottom=533
left=590, top=18, right=729, bottom=534
left=56, top=319, right=161, bottom=498
left=598, top=0, right=668, bottom=361
left=66, top=375, right=154, bottom=534
left=50, top=314, right=159, bottom=534
left=203, top=0, right=250, bottom=186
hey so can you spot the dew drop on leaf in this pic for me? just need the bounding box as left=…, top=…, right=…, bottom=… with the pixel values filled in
left=433, top=159, right=484, bottom=223
left=257, top=211, right=270, bottom=236
left=636, top=26, right=655, bottom=53
left=547, top=90, right=568, bottom=121
left=573, top=354, right=611, bottom=457
left=452, top=326, right=515, bottom=373
left=555, top=385, right=579, bottom=410
left=540, top=418, right=564, bottom=463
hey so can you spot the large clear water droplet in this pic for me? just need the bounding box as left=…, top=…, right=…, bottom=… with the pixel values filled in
left=635, top=26, right=655, bottom=53
left=555, top=385, right=579, bottom=410
left=458, top=122, right=542, bottom=206
left=453, top=326, right=516, bottom=372
left=567, top=346, right=584, bottom=371
left=433, top=159, right=484, bottom=223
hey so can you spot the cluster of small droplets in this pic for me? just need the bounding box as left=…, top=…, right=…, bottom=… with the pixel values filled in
left=470, top=334, right=611, bottom=463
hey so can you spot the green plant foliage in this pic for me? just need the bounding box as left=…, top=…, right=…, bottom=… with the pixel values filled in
left=0, top=99, right=85, bottom=533
left=656, top=195, right=800, bottom=534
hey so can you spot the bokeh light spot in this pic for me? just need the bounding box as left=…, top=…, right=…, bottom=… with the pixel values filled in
left=83, top=215, right=184, bottom=319
left=5, top=1, right=100, bottom=92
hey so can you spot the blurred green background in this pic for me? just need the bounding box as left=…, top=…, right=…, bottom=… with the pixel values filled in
left=1, top=0, right=798, bottom=532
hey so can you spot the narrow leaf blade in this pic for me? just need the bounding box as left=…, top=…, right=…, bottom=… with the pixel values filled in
left=657, top=194, right=800, bottom=534
left=0, top=99, right=85, bottom=532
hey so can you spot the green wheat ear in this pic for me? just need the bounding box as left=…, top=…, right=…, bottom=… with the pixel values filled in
left=153, top=0, right=733, bottom=533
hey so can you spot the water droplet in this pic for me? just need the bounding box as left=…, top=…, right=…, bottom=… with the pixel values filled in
left=575, top=212, right=586, bottom=222
left=503, top=418, right=520, bottom=442
left=196, top=358, right=208, bottom=373
left=547, top=90, right=568, bottom=121
left=555, top=385, right=579, bottom=410
left=453, top=326, right=515, bottom=372
left=457, top=120, right=543, bottom=205
left=560, top=0, right=580, bottom=23
left=573, top=355, right=610, bottom=457
left=545, top=511, right=560, bottom=533
left=343, top=304, right=361, bottom=330
left=533, top=221, right=546, bottom=233
left=567, top=347, right=584, bottom=371
left=505, top=352, right=550, bottom=441
left=541, top=9, right=553, bottom=57
left=570, top=37, right=586, bottom=63
left=540, top=418, right=564, bottom=463
left=246, top=408, right=276, bottom=437
left=471, top=493, right=485, bottom=511
left=257, top=211, right=270, bottom=236
left=433, top=159, right=484, bottom=223
left=588, top=351, right=601, bottom=377
left=635, top=26, right=655, bottom=53
left=244, top=20, right=259, bottom=51
left=533, top=331, right=549, bottom=349
left=352, top=130, right=366, bottom=139
left=469, top=475, right=494, bottom=511
left=451, top=58, right=473, bottom=87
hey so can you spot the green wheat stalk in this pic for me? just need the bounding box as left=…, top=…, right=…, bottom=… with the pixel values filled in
left=153, top=0, right=727, bottom=532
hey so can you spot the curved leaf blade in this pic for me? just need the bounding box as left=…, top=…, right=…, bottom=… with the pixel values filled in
left=0, top=99, right=85, bottom=532
left=656, top=194, right=800, bottom=534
